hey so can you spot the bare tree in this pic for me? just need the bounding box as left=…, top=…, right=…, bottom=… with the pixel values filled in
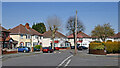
left=47, top=15, right=61, bottom=49
left=66, top=16, right=85, bottom=50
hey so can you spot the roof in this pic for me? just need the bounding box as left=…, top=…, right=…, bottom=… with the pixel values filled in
left=9, top=24, right=43, bottom=36
left=0, top=26, right=10, bottom=32
left=110, top=32, right=120, bottom=38
left=43, top=30, right=67, bottom=38
left=67, top=31, right=90, bottom=38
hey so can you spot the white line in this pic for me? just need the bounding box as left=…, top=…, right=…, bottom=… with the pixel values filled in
left=64, top=59, right=71, bottom=67
left=56, top=55, right=73, bottom=68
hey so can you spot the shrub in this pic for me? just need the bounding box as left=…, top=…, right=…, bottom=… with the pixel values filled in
left=93, top=45, right=105, bottom=50
left=104, top=41, right=119, bottom=53
left=35, top=45, right=42, bottom=49
left=89, top=42, right=104, bottom=50
left=89, top=41, right=120, bottom=54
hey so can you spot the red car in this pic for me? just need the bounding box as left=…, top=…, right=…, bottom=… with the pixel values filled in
left=42, top=47, right=54, bottom=53
left=54, top=47, right=59, bottom=50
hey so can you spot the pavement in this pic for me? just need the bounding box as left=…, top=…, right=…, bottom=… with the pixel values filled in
left=1, top=49, right=119, bottom=68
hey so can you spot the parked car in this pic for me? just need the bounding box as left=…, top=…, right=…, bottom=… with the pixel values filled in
left=34, top=47, right=40, bottom=51
left=42, top=47, right=54, bottom=53
left=16, top=46, right=30, bottom=53
left=77, top=46, right=88, bottom=50
left=71, top=46, right=75, bottom=49
left=54, top=47, right=59, bottom=50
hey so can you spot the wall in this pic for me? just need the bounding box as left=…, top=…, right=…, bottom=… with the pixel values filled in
left=10, top=34, right=31, bottom=47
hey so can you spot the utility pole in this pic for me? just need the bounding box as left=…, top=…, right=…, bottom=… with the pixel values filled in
left=75, top=10, right=77, bottom=55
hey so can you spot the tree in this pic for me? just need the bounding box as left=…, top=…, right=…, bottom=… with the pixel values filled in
left=47, top=15, right=61, bottom=49
left=91, top=23, right=115, bottom=42
left=66, top=16, right=85, bottom=47
left=32, top=23, right=46, bottom=34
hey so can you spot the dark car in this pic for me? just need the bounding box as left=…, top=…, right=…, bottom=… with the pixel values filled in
left=34, top=47, right=40, bottom=51
left=16, top=46, right=30, bottom=53
left=71, top=46, right=75, bottom=49
left=77, top=46, right=88, bottom=50
left=42, top=47, right=54, bottom=53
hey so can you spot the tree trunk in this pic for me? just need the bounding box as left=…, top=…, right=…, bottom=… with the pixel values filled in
left=52, top=38, right=54, bottom=50
left=52, top=31, right=55, bottom=50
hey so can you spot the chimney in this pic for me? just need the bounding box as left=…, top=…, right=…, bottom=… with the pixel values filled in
left=25, top=23, right=30, bottom=29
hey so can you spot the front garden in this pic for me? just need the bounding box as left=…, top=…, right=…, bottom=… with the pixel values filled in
left=89, top=41, right=120, bottom=55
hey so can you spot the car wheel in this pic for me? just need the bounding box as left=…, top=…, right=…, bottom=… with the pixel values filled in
left=48, top=51, right=50, bottom=53
left=23, top=50, right=26, bottom=53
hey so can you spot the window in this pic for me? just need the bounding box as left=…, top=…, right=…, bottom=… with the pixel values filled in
left=20, top=34, right=23, bottom=39
left=26, top=34, right=31, bottom=39
left=25, top=42, right=31, bottom=47
left=20, top=42, right=24, bottom=46
left=35, top=35, right=38, bottom=39
left=79, top=38, right=83, bottom=40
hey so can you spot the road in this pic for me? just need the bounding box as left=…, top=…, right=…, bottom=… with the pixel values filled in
left=2, top=50, right=119, bottom=67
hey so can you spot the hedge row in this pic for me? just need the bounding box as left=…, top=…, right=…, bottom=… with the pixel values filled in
left=35, top=45, right=42, bottom=49
left=103, top=42, right=120, bottom=53
left=89, top=41, right=120, bottom=53
left=89, top=42, right=104, bottom=50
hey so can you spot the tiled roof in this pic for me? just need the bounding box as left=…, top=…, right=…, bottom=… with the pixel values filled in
left=110, top=32, right=120, bottom=38
left=9, top=24, right=43, bottom=36
left=43, top=30, right=67, bottom=38
left=67, top=31, right=90, bottom=38
left=0, top=26, right=10, bottom=32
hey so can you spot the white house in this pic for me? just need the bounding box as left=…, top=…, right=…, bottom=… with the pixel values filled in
left=42, top=30, right=70, bottom=48
left=106, top=32, right=120, bottom=42
left=67, top=31, right=92, bottom=47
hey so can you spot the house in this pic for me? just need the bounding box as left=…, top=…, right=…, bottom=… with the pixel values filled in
left=9, top=23, right=43, bottom=49
left=67, top=31, right=92, bottom=47
left=108, top=32, right=120, bottom=41
left=0, top=26, right=18, bottom=52
left=42, top=30, right=70, bottom=48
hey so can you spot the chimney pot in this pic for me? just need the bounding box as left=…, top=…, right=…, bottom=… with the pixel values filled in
left=25, top=23, right=30, bottom=29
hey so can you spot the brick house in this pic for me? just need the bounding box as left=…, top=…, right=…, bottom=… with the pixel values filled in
left=0, top=26, right=18, bottom=54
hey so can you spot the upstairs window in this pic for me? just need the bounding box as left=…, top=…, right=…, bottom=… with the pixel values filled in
left=26, top=34, right=31, bottom=39
left=35, top=35, right=38, bottom=39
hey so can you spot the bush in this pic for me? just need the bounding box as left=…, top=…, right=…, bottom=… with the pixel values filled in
left=104, top=41, right=120, bottom=53
left=89, top=42, right=103, bottom=50
left=89, top=41, right=120, bottom=54
left=93, top=45, right=105, bottom=50
left=35, top=45, right=42, bottom=49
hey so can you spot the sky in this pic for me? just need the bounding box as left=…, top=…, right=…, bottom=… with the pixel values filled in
left=2, top=2, right=118, bottom=35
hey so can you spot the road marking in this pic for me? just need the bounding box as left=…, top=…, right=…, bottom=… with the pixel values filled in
left=64, top=59, right=71, bottom=67
left=56, top=55, right=73, bottom=68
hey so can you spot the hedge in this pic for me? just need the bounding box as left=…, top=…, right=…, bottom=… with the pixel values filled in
left=103, top=42, right=120, bottom=53
left=89, top=42, right=104, bottom=50
left=35, top=45, right=42, bottom=49
left=89, top=41, right=120, bottom=54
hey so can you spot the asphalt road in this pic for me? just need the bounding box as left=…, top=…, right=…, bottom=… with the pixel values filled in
left=2, top=50, right=119, bottom=67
